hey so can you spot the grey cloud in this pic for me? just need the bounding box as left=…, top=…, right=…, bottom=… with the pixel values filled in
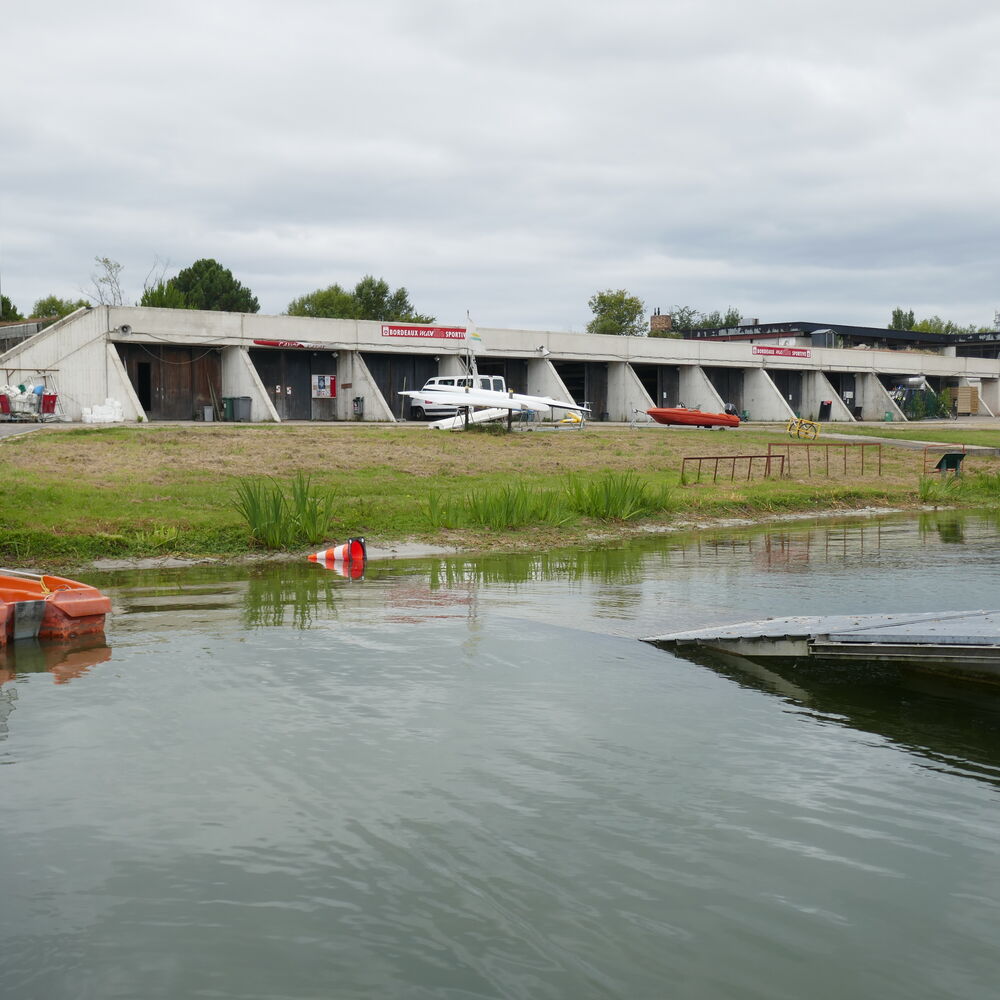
left=2, top=0, right=999, bottom=328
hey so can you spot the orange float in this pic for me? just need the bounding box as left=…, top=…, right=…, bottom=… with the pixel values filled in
left=0, top=570, right=111, bottom=645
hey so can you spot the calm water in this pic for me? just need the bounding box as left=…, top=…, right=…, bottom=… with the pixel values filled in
left=2, top=512, right=1000, bottom=1000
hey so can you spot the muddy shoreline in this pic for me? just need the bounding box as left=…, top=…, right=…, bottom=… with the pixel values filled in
left=86, top=503, right=926, bottom=572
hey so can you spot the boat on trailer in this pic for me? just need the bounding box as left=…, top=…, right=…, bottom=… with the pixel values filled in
left=0, top=570, right=111, bottom=645
left=647, top=407, right=740, bottom=428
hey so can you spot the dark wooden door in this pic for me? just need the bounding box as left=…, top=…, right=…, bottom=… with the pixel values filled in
left=116, top=344, right=221, bottom=420
left=361, top=353, right=438, bottom=419
left=249, top=349, right=312, bottom=420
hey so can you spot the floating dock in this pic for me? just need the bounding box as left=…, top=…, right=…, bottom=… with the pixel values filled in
left=642, top=610, right=1000, bottom=683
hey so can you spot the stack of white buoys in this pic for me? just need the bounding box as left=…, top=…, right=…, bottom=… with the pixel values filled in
left=81, top=398, right=125, bottom=423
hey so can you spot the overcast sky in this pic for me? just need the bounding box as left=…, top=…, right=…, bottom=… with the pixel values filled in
left=4, top=0, right=999, bottom=331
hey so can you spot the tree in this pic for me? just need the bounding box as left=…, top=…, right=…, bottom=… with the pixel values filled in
left=32, top=294, right=88, bottom=318
left=287, top=283, right=359, bottom=319
left=352, top=275, right=433, bottom=322
left=286, top=275, right=434, bottom=323
left=698, top=306, right=742, bottom=330
left=1, top=295, right=23, bottom=322
left=171, top=258, right=259, bottom=313
left=139, top=280, right=188, bottom=309
left=586, top=289, right=646, bottom=336
left=88, top=256, right=126, bottom=306
left=890, top=309, right=982, bottom=335
left=663, top=305, right=743, bottom=335
left=911, top=315, right=978, bottom=336
left=889, top=308, right=915, bottom=330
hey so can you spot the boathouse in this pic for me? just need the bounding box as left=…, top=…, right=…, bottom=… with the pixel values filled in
left=1, top=306, right=998, bottom=423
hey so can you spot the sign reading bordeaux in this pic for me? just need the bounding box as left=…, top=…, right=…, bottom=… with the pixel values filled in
left=381, top=324, right=466, bottom=340
left=752, top=345, right=812, bottom=358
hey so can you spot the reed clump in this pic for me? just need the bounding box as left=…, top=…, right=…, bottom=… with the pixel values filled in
left=564, top=471, right=674, bottom=521
left=919, top=472, right=1000, bottom=506
left=234, top=472, right=337, bottom=548
left=425, top=472, right=673, bottom=531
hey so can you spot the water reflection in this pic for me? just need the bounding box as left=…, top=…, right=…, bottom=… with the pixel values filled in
left=676, top=647, right=1000, bottom=787
left=0, top=637, right=111, bottom=687
left=94, top=509, right=1000, bottom=633
left=0, top=637, right=112, bottom=747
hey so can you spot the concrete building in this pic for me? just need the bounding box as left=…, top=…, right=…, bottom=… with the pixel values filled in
left=1, top=305, right=997, bottom=423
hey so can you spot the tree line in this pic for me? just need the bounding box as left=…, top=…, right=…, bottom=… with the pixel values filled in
left=888, top=307, right=992, bottom=336
left=585, top=290, right=742, bottom=337
left=2, top=257, right=435, bottom=325
left=584, top=291, right=996, bottom=337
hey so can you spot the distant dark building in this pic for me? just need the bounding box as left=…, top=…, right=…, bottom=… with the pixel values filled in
left=681, top=321, right=1000, bottom=359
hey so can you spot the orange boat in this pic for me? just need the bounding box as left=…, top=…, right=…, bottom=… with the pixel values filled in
left=0, top=570, right=111, bottom=645
left=647, top=407, right=740, bottom=429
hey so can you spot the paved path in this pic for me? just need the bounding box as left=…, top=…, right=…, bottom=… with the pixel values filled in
left=0, top=423, right=48, bottom=440
left=820, top=431, right=999, bottom=453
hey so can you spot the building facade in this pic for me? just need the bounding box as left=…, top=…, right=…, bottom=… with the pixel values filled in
left=1, top=306, right=997, bottom=423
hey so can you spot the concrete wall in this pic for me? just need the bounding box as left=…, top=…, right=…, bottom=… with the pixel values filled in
left=342, top=353, right=396, bottom=421
left=979, top=378, right=999, bottom=417
left=104, top=342, right=144, bottom=420
left=678, top=366, right=724, bottom=411
left=0, top=306, right=126, bottom=420
left=743, top=369, right=795, bottom=421
left=857, top=373, right=905, bottom=421
left=800, top=371, right=855, bottom=422
left=525, top=358, right=572, bottom=401
left=608, top=361, right=654, bottom=421
left=222, top=347, right=279, bottom=422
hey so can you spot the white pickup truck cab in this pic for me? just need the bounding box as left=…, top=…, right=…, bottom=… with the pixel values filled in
left=408, top=374, right=507, bottom=418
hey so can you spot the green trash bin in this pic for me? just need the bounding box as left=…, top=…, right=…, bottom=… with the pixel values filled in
left=222, top=397, right=235, bottom=421
left=884, top=411, right=893, bottom=422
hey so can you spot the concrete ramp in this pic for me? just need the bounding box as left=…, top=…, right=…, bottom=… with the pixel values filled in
left=643, top=610, right=1000, bottom=682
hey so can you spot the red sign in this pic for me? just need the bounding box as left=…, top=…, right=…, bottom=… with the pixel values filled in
left=253, top=339, right=329, bottom=350
left=752, top=345, right=811, bottom=358
left=381, top=324, right=466, bottom=340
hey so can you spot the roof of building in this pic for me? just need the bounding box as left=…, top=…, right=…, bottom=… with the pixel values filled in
left=681, top=321, right=1000, bottom=347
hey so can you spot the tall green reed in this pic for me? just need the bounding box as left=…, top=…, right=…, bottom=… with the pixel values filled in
left=289, top=472, right=338, bottom=544
left=564, top=472, right=672, bottom=521
left=919, top=472, right=1000, bottom=505
left=464, top=483, right=568, bottom=529
left=233, top=473, right=337, bottom=548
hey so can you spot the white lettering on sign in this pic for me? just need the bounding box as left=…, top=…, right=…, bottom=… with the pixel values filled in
left=381, top=324, right=466, bottom=340
left=752, top=345, right=812, bottom=358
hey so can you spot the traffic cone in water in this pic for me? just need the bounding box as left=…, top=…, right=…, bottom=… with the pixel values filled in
left=320, top=558, right=365, bottom=580
left=308, top=538, right=366, bottom=565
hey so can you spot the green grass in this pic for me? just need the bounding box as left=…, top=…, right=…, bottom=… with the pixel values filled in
left=918, top=471, right=1000, bottom=505
left=833, top=426, right=1000, bottom=448
left=0, top=423, right=997, bottom=570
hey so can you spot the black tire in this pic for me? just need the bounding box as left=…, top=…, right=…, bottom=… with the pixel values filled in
left=410, top=406, right=425, bottom=420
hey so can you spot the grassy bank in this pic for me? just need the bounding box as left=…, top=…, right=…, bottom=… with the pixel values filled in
left=2, top=423, right=999, bottom=569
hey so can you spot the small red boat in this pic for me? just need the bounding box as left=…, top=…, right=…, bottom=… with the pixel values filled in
left=0, top=570, right=111, bottom=645
left=647, top=407, right=740, bottom=428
